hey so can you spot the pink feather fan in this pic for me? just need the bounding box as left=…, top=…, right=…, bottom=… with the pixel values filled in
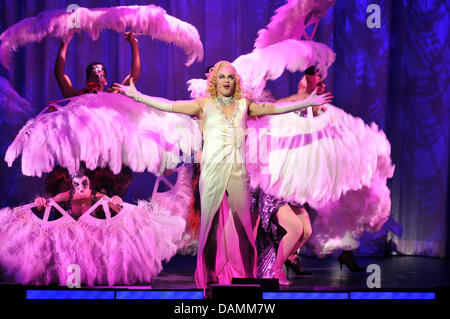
left=0, top=4, right=203, bottom=69
left=187, top=39, right=335, bottom=100
left=254, top=0, right=337, bottom=49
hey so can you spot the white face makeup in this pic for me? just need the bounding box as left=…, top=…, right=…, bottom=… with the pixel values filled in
left=87, top=64, right=107, bottom=91
left=216, top=65, right=236, bottom=97
left=72, top=176, right=90, bottom=197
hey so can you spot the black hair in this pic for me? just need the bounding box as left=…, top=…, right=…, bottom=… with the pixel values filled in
left=86, top=62, right=107, bottom=81
left=204, top=65, right=214, bottom=79
left=70, top=164, right=89, bottom=180
left=304, top=65, right=317, bottom=76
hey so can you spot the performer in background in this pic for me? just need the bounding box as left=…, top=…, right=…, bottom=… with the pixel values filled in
left=54, top=31, right=141, bottom=96
left=283, top=66, right=364, bottom=273
left=35, top=166, right=123, bottom=220
left=250, top=65, right=391, bottom=281
left=47, top=31, right=142, bottom=197
left=0, top=164, right=186, bottom=286
left=113, top=60, right=332, bottom=289
left=252, top=66, right=322, bottom=284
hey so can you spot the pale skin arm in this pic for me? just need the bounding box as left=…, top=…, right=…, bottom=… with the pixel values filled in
left=275, top=92, right=326, bottom=116
left=172, top=99, right=204, bottom=116
left=248, top=90, right=333, bottom=117
left=112, top=78, right=205, bottom=116
left=54, top=33, right=81, bottom=98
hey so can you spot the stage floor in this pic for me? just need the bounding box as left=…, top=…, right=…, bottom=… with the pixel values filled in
left=1, top=255, right=448, bottom=291
left=153, top=254, right=450, bottom=290
left=1, top=255, right=449, bottom=315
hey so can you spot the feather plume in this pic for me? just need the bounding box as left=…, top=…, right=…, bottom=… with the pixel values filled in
left=233, top=39, right=335, bottom=98
left=186, top=78, right=208, bottom=99
left=246, top=104, right=395, bottom=206
left=5, top=92, right=202, bottom=177
left=187, top=39, right=334, bottom=99
left=254, top=0, right=337, bottom=49
left=0, top=4, right=203, bottom=69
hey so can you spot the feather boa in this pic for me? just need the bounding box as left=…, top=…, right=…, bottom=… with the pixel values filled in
left=0, top=4, right=203, bottom=68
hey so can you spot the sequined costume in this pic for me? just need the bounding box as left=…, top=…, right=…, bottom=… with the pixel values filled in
left=251, top=189, right=306, bottom=278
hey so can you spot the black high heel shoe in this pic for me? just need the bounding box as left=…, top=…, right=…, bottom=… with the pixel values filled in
left=285, top=254, right=313, bottom=276
left=338, top=250, right=365, bottom=272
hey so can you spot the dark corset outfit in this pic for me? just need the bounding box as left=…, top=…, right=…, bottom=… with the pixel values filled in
left=67, top=190, right=97, bottom=220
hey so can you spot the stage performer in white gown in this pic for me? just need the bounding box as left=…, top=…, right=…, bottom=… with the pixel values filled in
left=113, top=60, right=332, bottom=289
left=184, top=0, right=394, bottom=282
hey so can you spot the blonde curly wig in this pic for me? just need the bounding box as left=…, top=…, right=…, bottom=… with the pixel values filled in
left=206, top=61, right=243, bottom=99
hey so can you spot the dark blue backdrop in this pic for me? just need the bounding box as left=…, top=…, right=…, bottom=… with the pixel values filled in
left=0, top=0, right=448, bottom=257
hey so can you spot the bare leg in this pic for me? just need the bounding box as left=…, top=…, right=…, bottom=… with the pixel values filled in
left=273, top=205, right=304, bottom=273
left=290, top=206, right=312, bottom=255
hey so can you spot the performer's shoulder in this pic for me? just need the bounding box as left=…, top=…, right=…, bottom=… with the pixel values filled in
left=243, top=97, right=253, bottom=105
left=195, top=97, right=210, bottom=108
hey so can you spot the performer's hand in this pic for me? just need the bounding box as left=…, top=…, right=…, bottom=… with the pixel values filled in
left=61, top=30, right=74, bottom=45
left=113, top=78, right=140, bottom=100
left=110, top=196, right=123, bottom=206
left=305, top=90, right=333, bottom=106
left=34, top=197, right=47, bottom=207
left=162, top=169, right=174, bottom=176
left=124, top=31, right=138, bottom=45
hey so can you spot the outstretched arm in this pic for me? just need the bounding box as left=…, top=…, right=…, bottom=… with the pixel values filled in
left=113, top=79, right=202, bottom=116
left=121, top=31, right=141, bottom=86
left=275, top=92, right=309, bottom=103
left=54, top=33, right=80, bottom=98
left=249, top=90, right=333, bottom=116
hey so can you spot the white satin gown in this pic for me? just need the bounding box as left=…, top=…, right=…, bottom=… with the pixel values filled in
left=194, top=97, right=257, bottom=288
